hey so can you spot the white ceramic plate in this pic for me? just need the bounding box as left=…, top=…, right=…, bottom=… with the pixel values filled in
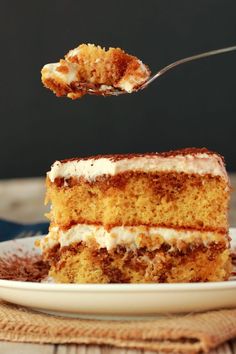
left=0, top=230, right=235, bottom=319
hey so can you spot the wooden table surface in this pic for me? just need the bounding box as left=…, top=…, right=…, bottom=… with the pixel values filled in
left=0, top=176, right=235, bottom=354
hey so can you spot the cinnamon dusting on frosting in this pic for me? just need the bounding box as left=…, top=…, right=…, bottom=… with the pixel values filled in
left=47, top=148, right=228, bottom=183
left=60, top=148, right=224, bottom=164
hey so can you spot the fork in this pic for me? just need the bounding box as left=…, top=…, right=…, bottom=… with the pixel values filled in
left=141, top=45, right=236, bottom=90
left=84, top=45, right=236, bottom=96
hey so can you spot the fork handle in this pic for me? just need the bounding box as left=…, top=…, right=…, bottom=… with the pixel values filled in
left=148, top=45, right=236, bottom=85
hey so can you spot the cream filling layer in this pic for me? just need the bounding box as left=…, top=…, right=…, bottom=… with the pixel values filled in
left=40, top=224, right=226, bottom=252
left=42, top=62, right=78, bottom=85
left=48, top=153, right=228, bottom=182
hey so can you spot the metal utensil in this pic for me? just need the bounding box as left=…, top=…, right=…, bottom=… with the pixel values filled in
left=83, top=45, right=236, bottom=96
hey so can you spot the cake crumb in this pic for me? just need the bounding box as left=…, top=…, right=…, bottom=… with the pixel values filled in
left=41, top=43, right=150, bottom=99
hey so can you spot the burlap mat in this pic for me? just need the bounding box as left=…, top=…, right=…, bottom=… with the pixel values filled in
left=0, top=302, right=235, bottom=353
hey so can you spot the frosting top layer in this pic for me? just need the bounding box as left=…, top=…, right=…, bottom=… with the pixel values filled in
left=48, top=148, right=228, bottom=182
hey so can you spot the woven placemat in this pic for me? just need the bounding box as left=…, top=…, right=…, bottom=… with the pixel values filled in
left=0, top=301, right=235, bottom=353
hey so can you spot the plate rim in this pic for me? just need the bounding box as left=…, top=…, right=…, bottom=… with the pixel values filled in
left=0, top=228, right=235, bottom=292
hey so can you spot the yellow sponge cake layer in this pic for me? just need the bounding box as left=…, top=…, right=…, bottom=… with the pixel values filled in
left=46, top=172, right=229, bottom=232
left=43, top=240, right=231, bottom=283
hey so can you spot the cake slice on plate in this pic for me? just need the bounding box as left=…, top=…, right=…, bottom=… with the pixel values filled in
left=40, top=148, right=232, bottom=283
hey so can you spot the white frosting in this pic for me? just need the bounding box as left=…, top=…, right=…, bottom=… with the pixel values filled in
left=48, top=153, right=227, bottom=182
left=66, top=47, right=80, bottom=59
left=42, top=62, right=78, bottom=85
left=99, top=85, right=114, bottom=91
left=40, top=224, right=225, bottom=252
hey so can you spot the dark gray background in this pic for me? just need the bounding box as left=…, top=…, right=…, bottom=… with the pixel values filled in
left=0, top=0, right=235, bottom=178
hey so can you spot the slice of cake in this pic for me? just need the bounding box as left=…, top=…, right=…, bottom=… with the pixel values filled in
left=40, top=148, right=232, bottom=283
left=41, top=43, right=150, bottom=99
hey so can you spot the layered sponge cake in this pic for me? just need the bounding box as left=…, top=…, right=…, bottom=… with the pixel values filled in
left=41, top=148, right=232, bottom=283
left=41, top=43, right=150, bottom=99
